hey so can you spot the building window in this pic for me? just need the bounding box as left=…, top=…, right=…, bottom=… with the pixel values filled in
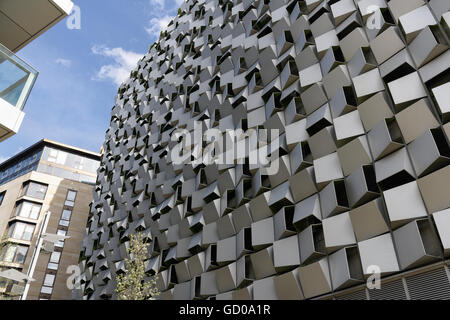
left=64, top=190, right=77, bottom=207
left=40, top=286, right=52, bottom=294
left=49, top=251, right=61, bottom=264
left=8, top=222, right=35, bottom=241
left=0, top=268, right=12, bottom=291
left=47, top=148, right=67, bottom=165
left=0, top=246, right=6, bottom=261
left=54, top=230, right=67, bottom=248
left=20, top=181, right=48, bottom=200
left=38, top=147, right=99, bottom=183
left=47, top=251, right=61, bottom=271
left=0, top=244, right=28, bottom=264
left=0, top=191, right=5, bottom=206
left=61, top=209, right=72, bottom=221
left=59, top=208, right=72, bottom=227
left=58, top=220, right=69, bottom=227
left=58, top=190, right=76, bottom=227
left=74, top=157, right=84, bottom=170
left=14, top=201, right=41, bottom=220
left=43, top=274, right=55, bottom=287
left=47, top=263, right=58, bottom=270
left=0, top=150, right=42, bottom=186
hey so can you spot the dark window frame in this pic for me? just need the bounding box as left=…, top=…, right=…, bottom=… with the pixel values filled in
left=8, top=221, right=36, bottom=241
left=64, top=189, right=78, bottom=208
left=13, top=200, right=42, bottom=220
left=0, top=243, right=29, bottom=264
left=20, top=181, right=48, bottom=200
left=0, top=191, right=5, bottom=206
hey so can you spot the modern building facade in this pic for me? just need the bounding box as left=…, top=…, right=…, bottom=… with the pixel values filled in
left=0, top=139, right=100, bottom=299
left=0, top=0, right=74, bottom=142
left=77, top=0, right=450, bottom=300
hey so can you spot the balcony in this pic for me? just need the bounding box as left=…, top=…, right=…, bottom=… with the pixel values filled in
left=0, top=42, right=38, bottom=142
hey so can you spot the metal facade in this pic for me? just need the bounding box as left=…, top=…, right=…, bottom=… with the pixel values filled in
left=76, top=0, right=450, bottom=300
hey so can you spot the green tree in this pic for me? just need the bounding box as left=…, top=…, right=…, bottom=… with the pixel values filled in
left=115, top=232, right=160, bottom=300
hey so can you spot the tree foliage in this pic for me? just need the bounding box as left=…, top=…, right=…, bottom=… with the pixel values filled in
left=115, top=232, right=160, bottom=300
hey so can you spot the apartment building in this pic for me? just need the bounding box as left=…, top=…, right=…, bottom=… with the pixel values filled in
left=0, top=0, right=73, bottom=142
left=0, top=139, right=100, bottom=299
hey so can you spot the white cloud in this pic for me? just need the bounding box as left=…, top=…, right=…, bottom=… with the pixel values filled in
left=91, top=46, right=144, bottom=86
left=145, top=15, right=174, bottom=37
left=55, top=58, right=72, bottom=67
left=150, top=0, right=166, bottom=9
left=149, top=0, right=183, bottom=10
left=0, top=156, right=7, bottom=164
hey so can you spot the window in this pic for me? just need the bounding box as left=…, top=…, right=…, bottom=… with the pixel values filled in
left=15, top=201, right=41, bottom=220
left=41, top=272, right=56, bottom=297
left=61, top=209, right=72, bottom=221
left=47, top=148, right=67, bottom=165
left=47, top=252, right=61, bottom=271
left=64, top=190, right=77, bottom=207
left=0, top=268, right=11, bottom=291
left=16, top=246, right=28, bottom=263
left=47, top=148, right=58, bottom=162
left=59, top=208, right=72, bottom=226
left=56, top=151, right=67, bottom=164
left=37, top=147, right=99, bottom=184
left=52, top=167, right=72, bottom=180
left=73, top=156, right=84, bottom=170
left=8, top=222, right=35, bottom=241
left=66, top=190, right=76, bottom=202
left=0, top=244, right=28, bottom=264
left=59, top=220, right=69, bottom=227
left=54, top=230, right=67, bottom=248
left=20, top=181, right=48, bottom=200
left=0, top=191, right=5, bottom=206
left=0, top=150, right=42, bottom=186
left=47, top=263, right=58, bottom=270
left=59, top=190, right=76, bottom=226
left=80, top=174, right=97, bottom=185
left=72, top=172, right=80, bottom=181
left=43, top=274, right=55, bottom=287
left=0, top=246, right=6, bottom=260
left=49, top=251, right=61, bottom=264
left=40, top=286, right=52, bottom=294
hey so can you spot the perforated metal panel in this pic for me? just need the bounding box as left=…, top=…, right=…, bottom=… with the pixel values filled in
left=368, top=279, right=407, bottom=300
left=335, top=289, right=367, bottom=300
left=406, top=267, right=450, bottom=300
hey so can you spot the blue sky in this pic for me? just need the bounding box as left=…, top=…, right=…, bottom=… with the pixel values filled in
left=0, top=0, right=181, bottom=161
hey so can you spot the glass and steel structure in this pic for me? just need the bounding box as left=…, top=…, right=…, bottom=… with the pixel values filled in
left=0, top=42, right=38, bottom=111
left=0, top=140, right=100, bottom=187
